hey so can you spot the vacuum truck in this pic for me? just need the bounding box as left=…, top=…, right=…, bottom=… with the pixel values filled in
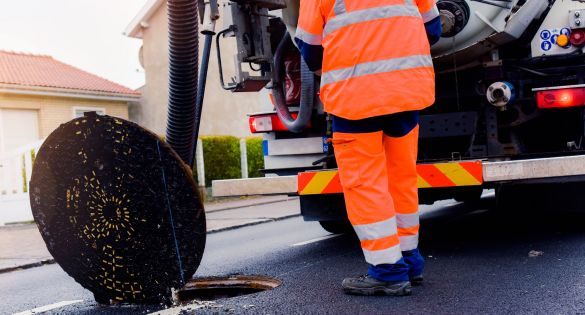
left=212, top=0, right=585, bottom=230
left=28, top=0, right=585, bottom=305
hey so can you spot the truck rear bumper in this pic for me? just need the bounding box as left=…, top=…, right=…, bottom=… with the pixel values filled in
left=212, top=155, right=585, bottom=197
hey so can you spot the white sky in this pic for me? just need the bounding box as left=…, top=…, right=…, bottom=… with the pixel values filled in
left=0, top=0, right=148, bottom=90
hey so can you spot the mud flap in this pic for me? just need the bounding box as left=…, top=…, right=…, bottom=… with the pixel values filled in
left=30, top=113, right=206, bottom=304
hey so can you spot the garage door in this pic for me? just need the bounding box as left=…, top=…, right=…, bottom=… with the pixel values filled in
left=0, top=109, right=40, bottom=152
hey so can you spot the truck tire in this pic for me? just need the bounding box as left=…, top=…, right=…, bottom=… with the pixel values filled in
left=319, top=220, right=354, bottom=234
left=30, top=114, right=206, bottom=304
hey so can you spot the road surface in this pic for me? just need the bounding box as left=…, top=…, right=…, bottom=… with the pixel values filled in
left=3, top=194, right=585, bottom=314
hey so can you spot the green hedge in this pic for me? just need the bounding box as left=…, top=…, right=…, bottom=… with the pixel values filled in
left=196, top=136, right=264, bottom=186
left=246, top=137, right=264, bottom=178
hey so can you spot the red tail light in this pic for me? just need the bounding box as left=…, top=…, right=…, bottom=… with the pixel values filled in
left=249, top=113, right=301, bottom=133
left=536, top=87, right=585, bottom=109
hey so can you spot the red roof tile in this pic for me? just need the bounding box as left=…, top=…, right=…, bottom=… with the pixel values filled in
left=0, top=50, right=140, bottom=95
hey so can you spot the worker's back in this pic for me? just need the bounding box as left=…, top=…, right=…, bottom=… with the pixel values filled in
left=296, top=0, right=438, bottom=120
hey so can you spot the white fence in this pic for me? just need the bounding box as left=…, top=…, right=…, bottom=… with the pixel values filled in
left=0, top=140, right=43, bottom=226
left=193, top=138, right=250, bottom=187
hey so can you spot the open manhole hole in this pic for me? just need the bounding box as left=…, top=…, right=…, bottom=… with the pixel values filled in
left=177, top=275, right=281, bottom=302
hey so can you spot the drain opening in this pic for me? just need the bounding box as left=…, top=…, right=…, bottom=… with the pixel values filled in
left=177, top=275, right=281, bottom=302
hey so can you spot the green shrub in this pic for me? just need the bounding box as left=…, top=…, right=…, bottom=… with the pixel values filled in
left=200, top=136, right=241, bottom=186
left=246, top=137, right=264, bottom=178
left=193, top=136, right=265, bottom=187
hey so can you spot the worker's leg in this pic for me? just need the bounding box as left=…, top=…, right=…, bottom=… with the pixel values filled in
left=332, top=115, right=410, bottom=291
left=382, top=112, right=425, bottom=282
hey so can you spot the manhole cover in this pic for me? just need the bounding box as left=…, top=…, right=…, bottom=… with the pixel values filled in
left=177, top=275, right=281, bottom=302
left=30, top=113, right=206, bottom=304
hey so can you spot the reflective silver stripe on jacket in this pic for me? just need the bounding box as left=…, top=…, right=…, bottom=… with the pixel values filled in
left=397, top=213, right=419, bottom=229
left=420, top=6, right=440, bottom=23
left=399, top=235, right=419, bottom=251
left=363, top=244, right=403, bottom=265
left=323, top=4, right=420, bottom=37
left=321, top=54, right=433, bottom=86
left=333, top=0, right=346, bottom=15
left=332, top=0, right=417, bottom=15
left=353, top=217, right=398, bottom=241
left=295, top=26, right=323, bottom=45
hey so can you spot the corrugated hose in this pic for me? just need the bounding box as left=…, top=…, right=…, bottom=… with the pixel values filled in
left=272, top=32, right=315, bottom=133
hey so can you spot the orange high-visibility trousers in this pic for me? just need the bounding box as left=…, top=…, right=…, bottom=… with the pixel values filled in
left=333, top=126, right=420, bottom=265
left=385, top=126, right=420, bottom=252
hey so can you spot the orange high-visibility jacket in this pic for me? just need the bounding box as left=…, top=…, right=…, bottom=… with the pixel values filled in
left=296, top=0, right=439, bottom=120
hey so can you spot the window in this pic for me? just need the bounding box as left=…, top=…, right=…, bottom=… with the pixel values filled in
left=72, top=106, right=106, bottom=119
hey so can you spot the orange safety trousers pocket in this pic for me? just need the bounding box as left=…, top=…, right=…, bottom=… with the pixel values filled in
left=333, top=132, right=385, bottom=190
left=332, top=136, right=363, bottom=189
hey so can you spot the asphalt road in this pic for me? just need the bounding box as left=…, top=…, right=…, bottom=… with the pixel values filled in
left=4, top=193, right=585, bottom=314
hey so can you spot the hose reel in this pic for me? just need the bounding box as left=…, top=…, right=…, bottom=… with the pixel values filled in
left=272, top=32, right=316, bottom=133
left=438, top=0, right=471, bottom=38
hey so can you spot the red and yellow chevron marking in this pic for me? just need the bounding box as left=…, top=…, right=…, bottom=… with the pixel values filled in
left=297, top=161, right=483, bottom=195
left=416, top=161, right=483, bottom=188
left=297, top=170, right=342, bottom=195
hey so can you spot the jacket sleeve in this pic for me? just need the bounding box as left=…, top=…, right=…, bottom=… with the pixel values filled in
left=294, top=0, right=325, bottom=73
left=425, top=16, right=442, bottom=46
left=416, top=0, right=442, bottom=46
left=416, top=0, right=440, bottom=23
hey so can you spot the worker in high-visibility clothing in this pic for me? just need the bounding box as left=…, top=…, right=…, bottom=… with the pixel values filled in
left=295, top=0, right=442, bottom=296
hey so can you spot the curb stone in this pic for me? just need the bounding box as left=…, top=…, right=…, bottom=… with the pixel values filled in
left=204, top=196, right=296, bottom=213
left=0, top=258, right=55, bottom=275
left=207, top=214, right=301, bottom=234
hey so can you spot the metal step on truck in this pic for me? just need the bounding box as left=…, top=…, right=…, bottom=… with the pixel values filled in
left=212, top=0, right=585, bottom=232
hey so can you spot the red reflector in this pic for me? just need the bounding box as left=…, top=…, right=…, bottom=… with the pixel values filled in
left=536, top=88, right=585, bottom=109
left=249, top=113, right=300, bottom=133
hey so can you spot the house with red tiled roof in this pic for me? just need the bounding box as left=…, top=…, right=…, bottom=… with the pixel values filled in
left=0, top=50, right=140, bottom=152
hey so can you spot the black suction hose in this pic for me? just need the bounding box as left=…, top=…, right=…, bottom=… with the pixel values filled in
left=166, top=0, right=199, bottom=166
left=273, top=32, right=315, bottom=133
left=193, top=34, right=213, bottom=157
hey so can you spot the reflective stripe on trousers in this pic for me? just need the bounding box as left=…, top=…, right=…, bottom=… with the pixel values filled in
left=333, top=126, right=420, bottom=265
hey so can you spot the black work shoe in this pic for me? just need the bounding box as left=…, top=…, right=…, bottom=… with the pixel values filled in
left=410, top=275, right=424, bottom=286
left=342, top=275, right=412, bottom=296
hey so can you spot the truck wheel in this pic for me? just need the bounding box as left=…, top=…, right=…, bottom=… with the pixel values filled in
left=30, top=114, right=206, bottom=304
left=319, top=220, right=354, bottom=234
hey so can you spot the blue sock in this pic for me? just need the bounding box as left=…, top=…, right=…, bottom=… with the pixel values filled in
left=402, top=248, right=425, bottom=277
left=368, top=258, right=410, bottom=282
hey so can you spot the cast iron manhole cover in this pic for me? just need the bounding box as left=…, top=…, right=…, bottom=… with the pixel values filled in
left=30, top=113, right=206, bottom=304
